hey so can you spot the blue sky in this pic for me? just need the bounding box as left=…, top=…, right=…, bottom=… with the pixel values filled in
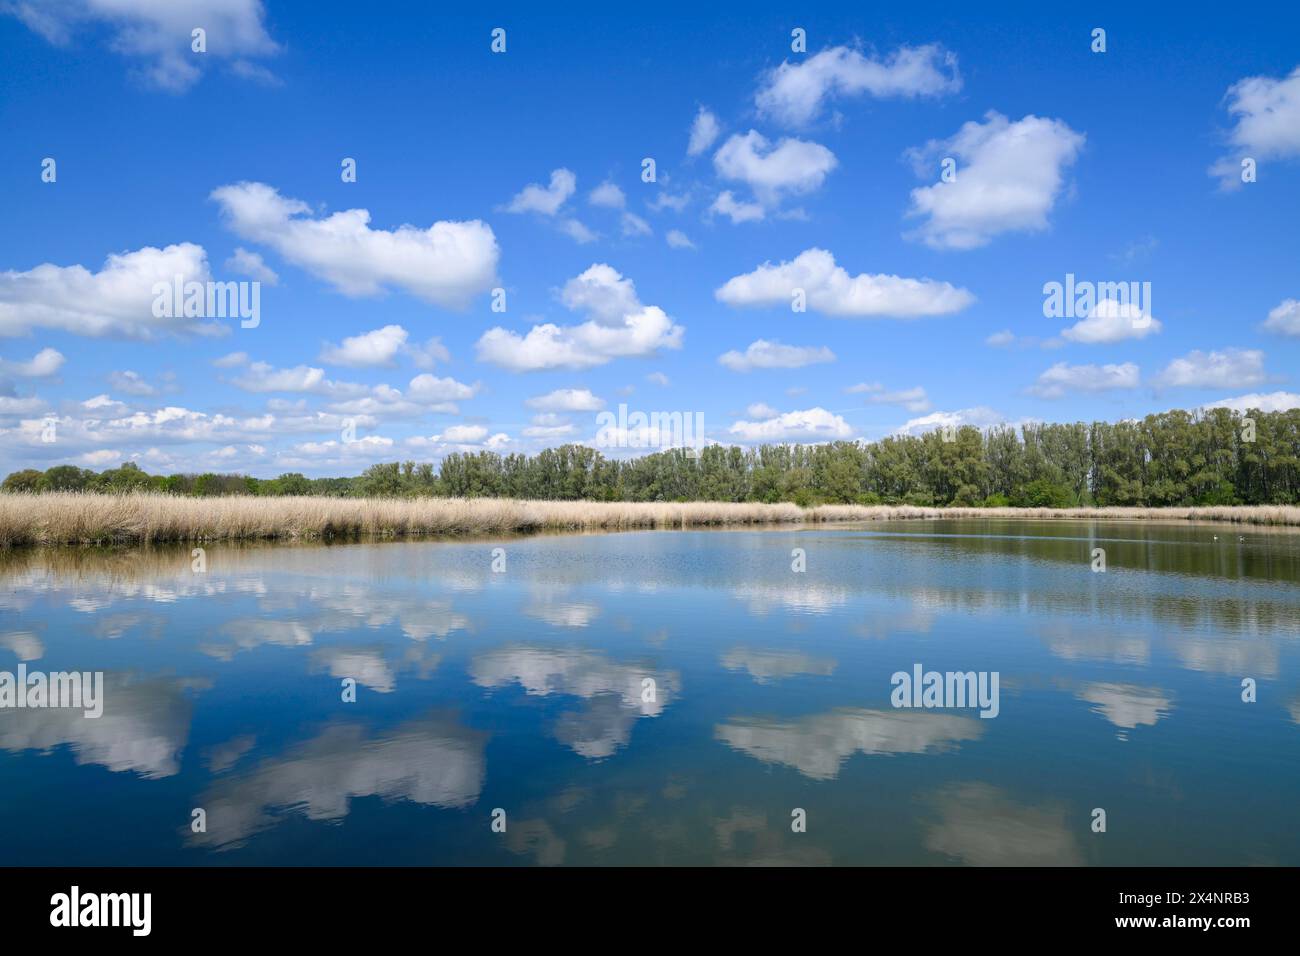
left=1, top=0, right=1298, bottom=477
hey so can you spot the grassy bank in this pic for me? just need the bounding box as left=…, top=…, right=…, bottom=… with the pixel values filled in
left=2, top=493, right=1299, bottom=547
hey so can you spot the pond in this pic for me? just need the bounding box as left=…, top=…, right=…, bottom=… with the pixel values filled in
left=1, top=520, right=1297, bottom=865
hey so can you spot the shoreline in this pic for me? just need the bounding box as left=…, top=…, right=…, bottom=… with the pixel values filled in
left=2, top=493, right=1299, bottom=547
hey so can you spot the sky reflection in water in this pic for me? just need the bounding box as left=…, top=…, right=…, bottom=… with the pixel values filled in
left=1, top=520, right=1297, bottom=865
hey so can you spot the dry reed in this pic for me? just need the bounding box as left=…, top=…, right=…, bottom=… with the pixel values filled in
left=1, top=493, right=1298, bottom=547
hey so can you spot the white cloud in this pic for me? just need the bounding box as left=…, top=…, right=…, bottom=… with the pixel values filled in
left=1209, top=66, right=1300, bottom=188
left=716, top=247, right=974, bottom=318
left=713, top=131, right=837, bottom=205
left=687, top=106, right=721, bottom=155
left=477, top=264, right=683, bottom=372
left=108, top=370, right=156, bottom=396
left=525, top=388, right=605, bottom=412
left=0, top=396, right=48, bottom=417
left=7, top=0, right=279, bottom=92
left=665, top=229, right=695, bottom=249
left=211, top=182, right=499, bottom=307
left=522, top=421, right=574, bottom=442
left=212, top=351, right=248, bottom=368
left=558, top=264, right=640, bottom=324
left=1202, top=391, right=1300, bottom=414
left=588, top=181, right=626, bottom=209
left=708, top=191, right=766, bottom=224
left=81, top=394, right=122, bottom=411
left=729, top=407, right=853, bottom=442
left=905, top=111, right=1085, bottom=250
left=231, top=362, right=333, bottom=394
left=0, top=242, right=218, bottom=339
left=558, top=219, right=599, bottom=244
left=406, top=374, right=479, bottom=402
left=1153, top=349, right=1265, bottom=389
left=320, top=324, right=408, bottom=368
left=719, top=339, right=836, bottom=372
left=0, top=347, right=64, bottom=377
left=895, top=406, right=1006, bottom=436
left=645, top=372, right=669, bottom=387
left=756, top=44, right=961, bottom=126
left=648, top=191, right=691, bottom=213
left=439, top=424, right=488, bottom=443
left=505, top=168, right=576, bottom=215
left=850, top=383, right=931, bottom=412
left=1061, top=299, right=1161, bottom=343
left=1262, top=298, right=1300, bottom=336
left=223, top=247, right=278, bottom=285
left=317, top=324, right=447, bottom=369
left=1029, top=362, right=1140, bottom=399
left=745, top=402, right=781, bottom=420
left=620, top=212, right=652, bottom=237
left=985, top=330, right=1015, bottom=347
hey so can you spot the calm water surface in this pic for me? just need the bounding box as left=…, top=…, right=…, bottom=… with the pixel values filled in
left=1, top=520, right=1297, bottom=865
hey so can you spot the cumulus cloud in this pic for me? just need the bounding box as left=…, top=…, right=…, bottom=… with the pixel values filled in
left=108, top=370, right=157, bottom=396
left=849, top=383, right=931, bottom=412
left=188, top=716, right=486, bottom=848
left=905, top=111, right=1085, bottom=250
left=1153, top=348, right=1265, bottom=389
left=522, top=414, right=576, bottom=439
left=1262, top=298, right=1300, bottom=336
left=405, top=373, right=479, bottom=402
left=687, top=106, right=721, bottom=156
left=1076, top=682, right=1173, bottom=734
left=1202, top=391, right=1300, bottom=414
left=526, top=388, right=605, bottom=412
left=1029, top=362, right=1140, bottom=398
left=1209, top=66, right=1300, bottom=188
left=729, top=407, right=853, bottom=442
left=211, top=182, right=498, bottom=307
left=715, top=708, right=981, bottom=780
left=318, top=324, right=448, bottom=369
left=718, top=339, right=835, bottom=372
left=720, top=647, right=837, bottom=683
left=225, top=247, right=279, bottom=285
left=708, top=191, right=766, bottom=224
left=716, top=247, right=974, bottom=318
left=438, top=424, right=488, bottom=443
left=477, top=264, right=683, bottom=371
left=756, top=44, right=961, bottom=126
left=587, top=181, right=625, bottom=209
left=5, top=0, right=280, bottom=92
left=1060, top=298, right=1161, bottom=343
left=558, top=219, right=599, bottom=244
left=713, top=131, right=837, bottom=205
left=0, top=242, right=219, bottom=339
left=470, top=644, right=678, bottom=759
left=620, top=212, right=652, bottom=238
left=895, top=406, right=1007, bottom=436
left=0, top=347, right=64, bottom=378
left=665, top=229, right=695, bottom=249
left=505, top=168, right=576, bottom=215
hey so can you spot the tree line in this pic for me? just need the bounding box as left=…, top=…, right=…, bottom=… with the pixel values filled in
left=4, top=407, right=1298, bottom=507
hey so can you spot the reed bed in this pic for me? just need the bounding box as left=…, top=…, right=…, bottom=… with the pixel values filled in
left=1, top=493, right=1298, bottom=547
